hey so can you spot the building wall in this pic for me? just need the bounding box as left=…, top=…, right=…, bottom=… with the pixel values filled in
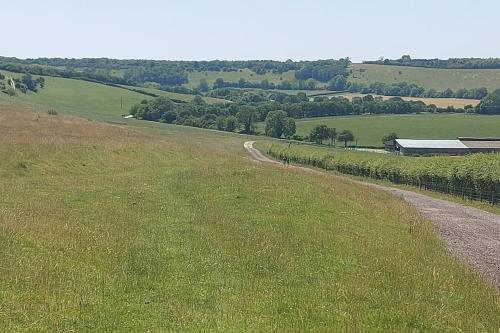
left=399, top=147, right=470, bottom=156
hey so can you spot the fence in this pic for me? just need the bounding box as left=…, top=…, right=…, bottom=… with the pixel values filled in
left=269, top=149, right=499, bottom=205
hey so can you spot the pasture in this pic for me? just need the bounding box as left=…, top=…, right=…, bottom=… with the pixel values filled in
left=286, top=113, right=500, bottom=147
left=0, top=71, right=226, bottom=121
left=350, top=63, right=500, bottom=91
left=1, top=104, right=500, bottom=331
left=185, top=69, right=299, bottom=88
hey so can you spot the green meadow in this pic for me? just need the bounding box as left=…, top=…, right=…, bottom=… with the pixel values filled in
left=350, top=63, right=500, bottom=91
left=185, top=69, right=299, bottom=88
left=283, top=113, right=500, bottom=146
left=1, top=106, right=499, bottom=331
left=0, top=71, right=226, bottom=121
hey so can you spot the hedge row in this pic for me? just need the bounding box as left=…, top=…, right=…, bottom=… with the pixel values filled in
left=268, top=145, right=500, bottom=204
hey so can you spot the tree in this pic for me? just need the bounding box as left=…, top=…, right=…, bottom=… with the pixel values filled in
left=382, top=132, right=399, bottom=144
left=309, top=124, right=330, bottom=144
left=338, top=130, right=355, bottom=147
left=237, top=106, right=258, bottom=134
left=327, top=127, right=337, bottom=146
left=283, top=117, right=296, bottom=139
left=477, top=89, right=500, bottom=114
left=21, top=74, right=35, bottom=91
left=328, top=75, right=347, bottom=91
left=225, top=115, right=239, bottom=132
left=265, top=110, right=295, bottom=138
left=192, top=95, right=206, bottom=106
left=215, top=116, right=226, bottom=130
left=162, top=111, right=178, bottom=124
left=198, top=79, right=209, bottom=92
left=213, top=78, right=225, bottom=89
left=305, top=78, right=317, bottom=90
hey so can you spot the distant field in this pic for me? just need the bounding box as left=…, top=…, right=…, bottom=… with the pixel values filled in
left=268, top=114, right=500, bottom=146
left=2, top=106, right=499, bottom=331
left=321, top=92, right=480, bottom=108
left=185, top=69, right=301, bottom=88
left=349, top=63, right=500, bottom=91
left=122, top=85, right=228, bottom=104
left=0, top=71, right=226, bottom=121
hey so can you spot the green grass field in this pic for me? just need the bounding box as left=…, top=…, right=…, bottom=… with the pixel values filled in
left=350, top=63, right=500, bottom=91
left=282, top=113, right=500, bottom=146
left=1, top=105, right=499, bottom=331
left=185, top=69, right=300, bottom=88
left=0, top=71, right=226, bottom=121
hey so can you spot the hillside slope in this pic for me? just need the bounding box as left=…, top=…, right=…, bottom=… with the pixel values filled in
left=0, top=71, right=227, bottom=121
left=1, top=105, right=499, bottom=331
left=350, top=64, right=500, bottom=91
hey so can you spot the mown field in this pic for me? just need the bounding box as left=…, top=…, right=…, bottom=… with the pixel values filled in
left=0, top=71, right=226, bottom=121
left=1, top=104, right=500, bottom=331
left=350, top=63, right=500, bottom=91
left=283, top=113, right=500, bottom=147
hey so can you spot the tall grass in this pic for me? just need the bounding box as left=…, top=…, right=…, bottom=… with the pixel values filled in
left=1, top=106, right=499, bottom=331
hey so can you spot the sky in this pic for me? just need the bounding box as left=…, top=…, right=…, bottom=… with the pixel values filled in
left=2, top=0, right=499, bottom=62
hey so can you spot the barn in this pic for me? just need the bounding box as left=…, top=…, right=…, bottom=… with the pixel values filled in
left=458, top=137, right=500, bottom=153
left=385, top=138, right=500, bottom=156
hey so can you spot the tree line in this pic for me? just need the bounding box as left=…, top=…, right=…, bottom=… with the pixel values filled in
left=130, top=88, right=500, bottom=141
left=365, top=55, right=500, bottom=69
left=343, top=81, right=488, bottom=100
left=0, top=57, right=350, bottom=88
left=0, top=73, right=45, bottom=96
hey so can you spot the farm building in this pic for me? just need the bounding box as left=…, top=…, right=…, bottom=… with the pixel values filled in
left=385, top=138, right=500, bottom=155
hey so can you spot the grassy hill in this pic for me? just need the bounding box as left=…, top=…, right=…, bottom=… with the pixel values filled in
left=1, top=104, right=499, bottom=331
left=271, top=113, right=500, bottom=146
left=0, top=71, right=227, bottom=121
left=349, top=63, right=500, bottom=91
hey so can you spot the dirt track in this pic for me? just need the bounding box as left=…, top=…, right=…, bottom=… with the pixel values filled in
left=244, top=141, right=500, bottom=288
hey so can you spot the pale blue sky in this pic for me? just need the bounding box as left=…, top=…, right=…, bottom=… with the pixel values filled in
left=2, top=0, right=499, bottom=62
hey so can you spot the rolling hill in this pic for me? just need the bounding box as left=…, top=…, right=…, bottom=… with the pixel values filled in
left=1, top=104, right=499, bottom=331
left=349, top=63, right=500, bottom=91
left=0, top=70, right=228, bottom=121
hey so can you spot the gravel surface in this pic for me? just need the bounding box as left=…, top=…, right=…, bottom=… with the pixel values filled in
left=244, top=141, right=500, bottom=288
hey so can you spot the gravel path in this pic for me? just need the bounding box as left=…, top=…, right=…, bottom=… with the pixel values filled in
left=244, top=141, right=500, bottom=288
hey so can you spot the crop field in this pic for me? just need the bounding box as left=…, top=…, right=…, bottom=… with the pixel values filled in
left=0, top=71, right=226, bottom=121
left=1, top=104, right=500, bottom=331
left=349, top=63, right=500, bottom=91
left=284, top=113, right=500, bottom=147
left=185, top=69, right=300, bottom=88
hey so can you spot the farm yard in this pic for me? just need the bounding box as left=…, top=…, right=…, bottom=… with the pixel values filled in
left=283, top=113, right=500, bottom=147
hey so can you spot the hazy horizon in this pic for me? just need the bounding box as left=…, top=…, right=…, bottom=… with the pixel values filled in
left=2, top=0, right=499, bottom=62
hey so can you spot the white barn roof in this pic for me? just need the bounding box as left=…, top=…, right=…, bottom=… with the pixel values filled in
left=395, top=139, right=468, bottom=149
